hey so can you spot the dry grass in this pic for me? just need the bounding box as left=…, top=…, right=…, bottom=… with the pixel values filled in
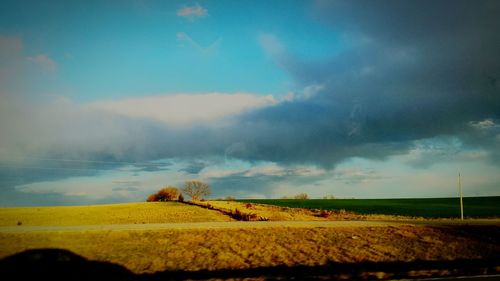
left=1, top=225, right=498, bottom=273
left=0, top=202, right=229, bottom=226
left=191, top=200, right=324, bottom=221
left=199, top=200, right=417, bottom=221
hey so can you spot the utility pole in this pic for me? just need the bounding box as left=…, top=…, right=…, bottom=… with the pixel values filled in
left=458, top=172, right=464, bottom=220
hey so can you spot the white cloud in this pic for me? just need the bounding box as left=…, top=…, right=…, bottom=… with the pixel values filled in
left=469, top=119, right=498, bottom=130
left=244, top=163, right=286, bottom=177
left=88, top=93, right=277, bottom=126
left=199, top=167, right=245, bottom=179
left=26, top=54, right=57, bottom=72
left=245, top=164, right=326, bottom=177
left=279, top=84, right=325, bottom=103
left=199, top=161, right=326, bottom=179
left=177, top=4, right=207, bottom=20
left=302, top=83, right=324, bottom=99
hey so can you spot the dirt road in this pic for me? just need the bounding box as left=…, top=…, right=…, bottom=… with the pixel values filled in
left=1, top=219, right=499, bottom=233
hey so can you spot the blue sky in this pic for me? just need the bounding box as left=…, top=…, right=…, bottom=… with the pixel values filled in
left=0, top=0, right=499, bottom=206
left=0, top=0, right=339, bottom=101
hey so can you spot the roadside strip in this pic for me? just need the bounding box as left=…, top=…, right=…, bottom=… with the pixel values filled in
left=1, top=219, right=499, bottom=233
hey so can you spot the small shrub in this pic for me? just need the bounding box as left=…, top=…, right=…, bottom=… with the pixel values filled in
left=178, top=194, right=184, bottom=202
left=156, top=187, right=179, bottom=201
left=147, top=186, right=179, bottom=202
left=245, top=203, right=253, bottom=209
left=224, top=196, right=236, bottom=201
left=233, top=208, right=257, bottom=221
left=234, top=208, right=243, bottom=220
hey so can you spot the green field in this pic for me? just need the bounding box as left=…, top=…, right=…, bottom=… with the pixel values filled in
left=239, top=196, right=500, bottom=218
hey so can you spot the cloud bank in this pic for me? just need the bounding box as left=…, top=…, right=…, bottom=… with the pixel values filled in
left=1, top=1, right=500, bottom=204
left=2, top=0, right=500, bottom=169
left=88, top=93, right=275, bottom=126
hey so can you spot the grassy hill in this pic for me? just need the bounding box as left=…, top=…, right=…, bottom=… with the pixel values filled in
left=0, top=202, right=229, bottom=226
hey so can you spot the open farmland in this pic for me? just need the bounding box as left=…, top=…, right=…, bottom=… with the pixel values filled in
left=0, top=202, right=229, bottom=226
left=1, top=224, right=499, bottom=276
left=1, top=202, right=499, bottom=280
left=239, top=196, right=500, bottom=218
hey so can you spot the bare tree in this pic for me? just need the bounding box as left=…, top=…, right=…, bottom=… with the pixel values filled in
left=182, top=180, right=211, bottom=201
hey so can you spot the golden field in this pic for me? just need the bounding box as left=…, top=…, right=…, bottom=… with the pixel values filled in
left=1, top=225, right=499, bottom=273
left=1, top=201, right=499, bottom=279
left=0, top=202, right=229, bottom=226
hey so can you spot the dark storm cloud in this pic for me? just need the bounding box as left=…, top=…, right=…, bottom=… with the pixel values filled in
left=0, top=158, right=112, bottom=204
left=232, top=0, right=500, bottom=166
left=208, top=172, right=328, bottom=199
left=208, top=175, right=281, bottom=198
left=179, top=160, right=209, bottom=174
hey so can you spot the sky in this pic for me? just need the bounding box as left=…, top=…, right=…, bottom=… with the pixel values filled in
left=0, top=0, right=499, bottom=206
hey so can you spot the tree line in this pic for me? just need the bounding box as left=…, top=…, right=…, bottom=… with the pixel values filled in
left=147, top=180, right=211, bottom=202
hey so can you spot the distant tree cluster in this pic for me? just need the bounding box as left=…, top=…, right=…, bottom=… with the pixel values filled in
left=293, top=193, right=309, bottom=199
left=147, top=180, right=211, bottom=202
left=323, top=195, right=336, bottom=199
left=281, top=193, right=309, bottom=199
